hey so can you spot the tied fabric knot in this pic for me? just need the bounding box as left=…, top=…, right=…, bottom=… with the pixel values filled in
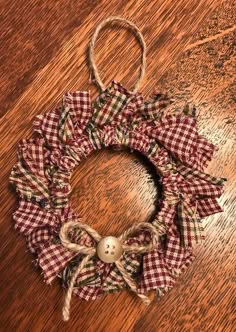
left=59, top=221, right=159, bottom=321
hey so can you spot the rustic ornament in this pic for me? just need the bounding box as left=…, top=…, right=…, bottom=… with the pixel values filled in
left=9, top=16, right=226, bottom=321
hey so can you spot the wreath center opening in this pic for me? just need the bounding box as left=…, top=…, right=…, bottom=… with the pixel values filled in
left=70, top=147, right=161, bottom=235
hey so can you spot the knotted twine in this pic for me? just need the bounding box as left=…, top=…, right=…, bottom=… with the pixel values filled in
left=59, top=221, right=159, bottom=321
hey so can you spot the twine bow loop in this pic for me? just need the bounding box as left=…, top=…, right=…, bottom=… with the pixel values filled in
left=59, top=221, right=101, bottom=255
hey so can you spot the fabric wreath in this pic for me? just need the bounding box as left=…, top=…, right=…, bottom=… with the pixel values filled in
left=10, top=80, right=226, bottom=304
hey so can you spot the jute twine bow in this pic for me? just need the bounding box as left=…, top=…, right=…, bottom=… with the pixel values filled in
left=89, top=16, right=147, bottom=93
left=59, top=221, right=159, bottom=321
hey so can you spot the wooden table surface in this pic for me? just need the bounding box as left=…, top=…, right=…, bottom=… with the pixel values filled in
left=0, top=0, right=235, bottom=331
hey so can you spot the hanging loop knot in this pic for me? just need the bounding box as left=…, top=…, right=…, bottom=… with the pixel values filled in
left=59, top=221, right=159, bottom=321
left=89, top=16, right=147, bottom=93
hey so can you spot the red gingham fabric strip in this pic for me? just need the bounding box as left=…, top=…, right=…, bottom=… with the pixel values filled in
left=197, top=198, right=223, bottom=218
left=27, top=228, right=53, bottom=254
left=139, top=115, right=217, bottom=172
left=33, top=108, right=62, bottom=149
left=38, top=243, right=77, bottom=284
left=139, top=248, right=176, bottom=291
left=17, top=137, right=46, bottom=178
left=63, top=91, right=92, bottom=134
left=13, top=200, right=58, bottom=235
left=140, top=115, right=198, bottom=164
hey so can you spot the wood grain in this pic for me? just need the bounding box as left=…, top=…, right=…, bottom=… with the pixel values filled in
left=0, top=0, right=235, bottom=331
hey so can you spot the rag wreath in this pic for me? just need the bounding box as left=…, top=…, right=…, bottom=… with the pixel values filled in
left=9, top=17, right=226, bottom=321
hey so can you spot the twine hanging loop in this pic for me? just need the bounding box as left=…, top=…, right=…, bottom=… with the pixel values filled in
left=89, top=16, right=147, bottom=92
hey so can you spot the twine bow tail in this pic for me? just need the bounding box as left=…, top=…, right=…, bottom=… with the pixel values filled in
left=62, top=254, right=93, bottom=321
left=59, top=221, right=159, bottom=321
left=115, top=260, right=151, bottom=306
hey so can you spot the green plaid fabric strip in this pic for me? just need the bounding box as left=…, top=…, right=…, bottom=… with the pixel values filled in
left=91, top=89, right=128, bottom=126
left=65, top=146, right=82, bottom=163
left=137, top=90, right=175, bottom=120
left=114, top=126, right=130, bottom=146
left=177, top=164, right=226, bottom=186
left=146, top=140, right=161, bottom=162
left=63, top=256, right=100, bottom=288
left=139, top=101, right=161, bottom=120
left=51, top=197, right=69, bottom=209
left=93, top=90, right=110, bottom=111
left=10, top=162, right=50, bottom=200
left=77, top=259, right=100, bottom=286
left=58, top=106, right=74, bottom=143
left=87, top=127, right=102, bottom=149
left=177, top=198, right=204, bottom=247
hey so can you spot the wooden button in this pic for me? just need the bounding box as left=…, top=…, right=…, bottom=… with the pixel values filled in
left=97, top=236, right=123, bottom=263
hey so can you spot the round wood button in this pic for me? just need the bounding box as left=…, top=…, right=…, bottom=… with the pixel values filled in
left=97, top=236, right=123, bottom=263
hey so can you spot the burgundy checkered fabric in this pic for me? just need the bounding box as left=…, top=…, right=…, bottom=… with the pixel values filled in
left=63, top=91, right=92, bottom=133
left=10, top=80, right=226, bottom=301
